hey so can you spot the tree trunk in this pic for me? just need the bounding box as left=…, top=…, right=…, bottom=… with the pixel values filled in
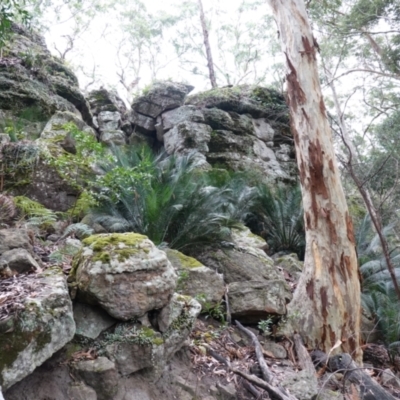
left=268, top=0, right=362, bottom=362
left=197, top=0, right=217, bottom=88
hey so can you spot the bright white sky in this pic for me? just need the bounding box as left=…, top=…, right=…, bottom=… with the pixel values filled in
left=36, top=0, right=281, bottom=102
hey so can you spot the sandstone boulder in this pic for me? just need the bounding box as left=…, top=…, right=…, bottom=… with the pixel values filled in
left=166, top=249, right=225, bottom=307
left=0, top=248, right=41, bottom=274
left=228, top=280, right=291, bottom=323
left=0, top=267, right=75, bottom=390
left=164, top=121, right=212, bottom=155
left=132, top=82, right=194, bottom=119
left=73, top=303, right=116, bottom=340
left=72, top=357, right=118, bottom=400
left=71, top=233, right=177, bottom=320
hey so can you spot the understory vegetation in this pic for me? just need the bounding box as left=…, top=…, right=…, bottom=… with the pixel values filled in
left=84, top=143, right=306, bottom=253
left=357, top=215, right=400, bottom=348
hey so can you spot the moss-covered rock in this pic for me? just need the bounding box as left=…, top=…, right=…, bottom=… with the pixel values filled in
left=0, top=141, right=80, bottom=212
left=0, top=23, right=93, bottom=137
left=166, top=249, right=225, bottom=307
left=71, top=233, right=177, bottom=320
left=0, top=267, right=75, bottom=390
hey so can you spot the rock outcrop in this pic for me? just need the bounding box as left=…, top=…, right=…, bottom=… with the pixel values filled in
left=70, top=233, right=177, bottom=320
left=0, top=24, right=92, bottom=139
left=191, top=228, right=292, bottom=323
left=0, top=267, right=75, bottom=390
left=166, top=248, right=225, bottom=307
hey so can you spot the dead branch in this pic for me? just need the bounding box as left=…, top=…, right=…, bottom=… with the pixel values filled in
left=205, top=344, right=298, bottom=400
left=242, top=379, right=266, bottom=399
left=235, top=320, right=272, bottom=383
left=328, top=353, right=396, bottom=400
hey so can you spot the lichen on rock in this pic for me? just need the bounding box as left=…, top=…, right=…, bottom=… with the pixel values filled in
left=71, top=233, right=177, bottom=320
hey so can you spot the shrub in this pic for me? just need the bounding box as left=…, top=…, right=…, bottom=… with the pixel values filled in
left=89, top=146, right=256, bottom=250
left=358, top=215, right=400, bottom=345
left=251, top=184, right=305, bottom=259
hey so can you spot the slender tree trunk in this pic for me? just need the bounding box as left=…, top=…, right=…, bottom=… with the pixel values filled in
left=268, top=0, right=362, bottom=361
left=324, top=64, right=400, bottom=301
left=197, top=0, right=217, bottom=88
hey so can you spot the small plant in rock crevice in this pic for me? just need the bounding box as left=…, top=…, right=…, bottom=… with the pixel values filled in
left=258, top=318, right=273, bottom=336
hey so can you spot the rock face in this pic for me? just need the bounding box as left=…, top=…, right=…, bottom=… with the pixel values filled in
left=0, top=141, right=80, bottom=212
left=166, top=249, right=225, bottom=307
left=0, top=248, right=41, bottom=275
left=71, top=233, right=177, bottom=320
left=192, top=228, right=292, bottom=323
left=132, top=82, right=194, bottom=120
left=0, top=24, right=92, bottom=138
left=72, top=357, right=119, bottom=400
left=0, top=267, right=75, bottom=390
left=86, top=83, right=295, bottom=181
left=73, top=303, right=116, bottom=340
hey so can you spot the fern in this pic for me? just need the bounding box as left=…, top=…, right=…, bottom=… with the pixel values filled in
left=89, top=146, right=255, bottom=251
left=14, top=196, right=57, bottom=226
left=357, top=214, right=400, bottom=345
left=62, top=223, right=94, bottom=239
left=252, top=184, right=305, bottom=258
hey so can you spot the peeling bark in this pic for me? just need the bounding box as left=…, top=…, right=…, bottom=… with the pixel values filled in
left=268, top=0, right=362, bottom=362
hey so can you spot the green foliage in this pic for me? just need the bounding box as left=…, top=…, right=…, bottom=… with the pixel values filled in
left=251, top=184, right=305, bottom=259
left=0, top=0, right=30, bottom=49
left=258, top=318, right=273, bottom=336
left=48, top=241, right=82, bottom=264
left=47, top=123, right=106, bottom=190
left=14, top=195, right=57, bottom=226
left=62, top=223, right=94, bottom=239
left=357, top=215, right=400, bottom=345
left=196, top=294, right=226, bottom=323
left=90, top=146, right=256, bottom=251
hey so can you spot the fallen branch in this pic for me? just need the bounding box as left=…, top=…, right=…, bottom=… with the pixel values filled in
left=242, top=379, right=265, bottom=399
left=205, top=345, right=298, bottom=400
left=328, top=353, right=396, bottom=399
left=235, top=320, right=272, bottom=383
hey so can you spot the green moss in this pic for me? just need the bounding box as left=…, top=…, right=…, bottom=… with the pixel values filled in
left=169, top=249, right=202, bottom=269
left=83, top=233, right=147, bottom=252
left=152, top=337, right=164, bottom=346
left=0, top=302, right=52, bottom=385
left=92, top=252, right=111, bottom=263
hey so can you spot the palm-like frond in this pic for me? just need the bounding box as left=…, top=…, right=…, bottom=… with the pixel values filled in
left=357, top=214, right=400, bottom=345
left=253, top=184, right=305, bottom=258
left=89, top=146, right=255, bottom=251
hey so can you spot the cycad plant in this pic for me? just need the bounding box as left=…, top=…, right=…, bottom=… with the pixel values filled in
left=358, top=215, right=400, bottom=346
left=252, top=183, right=305, bottom=259
left=90, top=146, right=256, bottom=250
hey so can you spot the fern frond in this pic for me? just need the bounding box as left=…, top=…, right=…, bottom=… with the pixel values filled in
left=62, top=223, right=94, bottom=239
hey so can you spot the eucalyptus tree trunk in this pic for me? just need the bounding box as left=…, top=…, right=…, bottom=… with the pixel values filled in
left=268, top=0, right=362, bottom=361
left=198, top=0, right=217, bottom=88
